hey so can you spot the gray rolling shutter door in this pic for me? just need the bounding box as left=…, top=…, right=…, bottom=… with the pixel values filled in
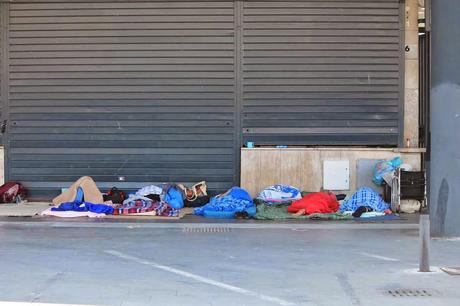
left=8, top=1, right=236, bottom=197
left=242, top=0, right=402, bottom=145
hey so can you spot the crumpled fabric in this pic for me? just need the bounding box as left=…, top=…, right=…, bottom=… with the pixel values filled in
left=287, top=192, right=339, bottom=215
left=257, top=184, right=302, bottom=203
left=122, top=193, right=154, bottom=206
left=132, top=184, right=184, bottom=209
left=194, top=187, right=254, bottom=216
left=135, top=185, right=163, bottom=197
left=113, top=200, right=179, bottom=217
left=339, top=187, right=389, bottom=213
left=342, top=211, right=386, bottom=218
left=51, top=201, right=114, bottom=214
left=42, top=208, right=106, bottom=218
left=162, top=185, right=184, bottom=209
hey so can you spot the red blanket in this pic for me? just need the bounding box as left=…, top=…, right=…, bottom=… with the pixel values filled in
left=287, top=192, right=339, bottom=215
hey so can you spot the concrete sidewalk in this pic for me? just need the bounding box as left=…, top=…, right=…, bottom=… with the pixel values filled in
left=0, top=223, right=458, bottom=306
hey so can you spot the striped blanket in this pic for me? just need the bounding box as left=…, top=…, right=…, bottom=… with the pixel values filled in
left=112, top=200, right=179, bottom=217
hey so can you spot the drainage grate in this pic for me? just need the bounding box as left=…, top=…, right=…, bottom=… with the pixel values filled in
left=386, top=289, right=435, bottom=297
left=182, top=227, right=232, bottom=233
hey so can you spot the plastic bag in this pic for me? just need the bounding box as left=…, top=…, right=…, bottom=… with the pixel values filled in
left=373, top=157, right=402, bottom=186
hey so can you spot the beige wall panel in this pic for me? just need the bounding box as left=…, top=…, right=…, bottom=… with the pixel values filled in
left=240, top=149, right=260, bottom=198
left=339, top=151, right=357, bottom=192
left=280, top=151, right=301, bottom=188
left=240, top=149, right=423, bottom=198
left=300, top=150, right=321, bottom=192
left=259, top=150, right=281, bottom=191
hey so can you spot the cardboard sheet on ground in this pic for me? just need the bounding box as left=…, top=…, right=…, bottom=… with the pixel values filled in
left=0, top=202, right=51, bottom=217
left=41, top=206, right=193, bottom=219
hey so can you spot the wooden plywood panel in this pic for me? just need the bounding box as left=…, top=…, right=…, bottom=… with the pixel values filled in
left=300, top=150, right=321, bottom=192
left=259, top=150, right=281, bottom=191
left=240, top=149, right=260, bottom=198
left=241, top=149, right=422, bottom=198
left=280, top=150, right=301, bottom=188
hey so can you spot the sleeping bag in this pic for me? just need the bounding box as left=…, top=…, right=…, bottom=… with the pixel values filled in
left=287, top=192, right=339, bottom=215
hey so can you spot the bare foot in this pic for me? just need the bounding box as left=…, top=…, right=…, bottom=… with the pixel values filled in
left=293, top=209, right=306, bottom=216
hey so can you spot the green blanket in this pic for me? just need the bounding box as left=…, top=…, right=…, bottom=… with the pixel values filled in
left=254, top=202, right=352, bottom=220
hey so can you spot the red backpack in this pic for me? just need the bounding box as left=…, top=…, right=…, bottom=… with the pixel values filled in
left=0, top=182, right=26, bottom=203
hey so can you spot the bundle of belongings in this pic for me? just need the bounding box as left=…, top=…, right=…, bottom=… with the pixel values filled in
left=257, top=184, right=301, bottom=203
left=177, top=181, right=210, bottom=207
left=373, top=157, right=403, bottom=186
left=41, top=176, right=207, bottom=218
left=0, top=182, right=27, bottom=204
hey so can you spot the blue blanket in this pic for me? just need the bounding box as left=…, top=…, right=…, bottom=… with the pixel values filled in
left=163, top=185, right=184, bottom=209
left=194, top=187, right=254, bottom=217
left=52, top=201, right=114, bottom=214
left=340, top=187, right=389, bottom=213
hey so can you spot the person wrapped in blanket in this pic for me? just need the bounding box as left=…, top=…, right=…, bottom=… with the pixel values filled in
left=44, top=176, right=115, bottom=218
left=287, top=191, right=340, bottom=215
left=115, top=184, right=182, bottom=217
left=194, top=187, right=255, bottom=219
left=287, top=188, right=390, bottom=217
left=339, top=187, right=391, bottom=218
left=46, top=177, right=209, bottom=218
left=256, top=185, right=341, bottom=216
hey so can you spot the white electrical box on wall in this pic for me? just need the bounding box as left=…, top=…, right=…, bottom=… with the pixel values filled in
left=323, top=160, right=350, bottom=190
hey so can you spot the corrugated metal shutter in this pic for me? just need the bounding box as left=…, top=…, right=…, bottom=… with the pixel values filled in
left=8, top=1, right=237, bottom=197
left=242, top=0, right=402, bottom=145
